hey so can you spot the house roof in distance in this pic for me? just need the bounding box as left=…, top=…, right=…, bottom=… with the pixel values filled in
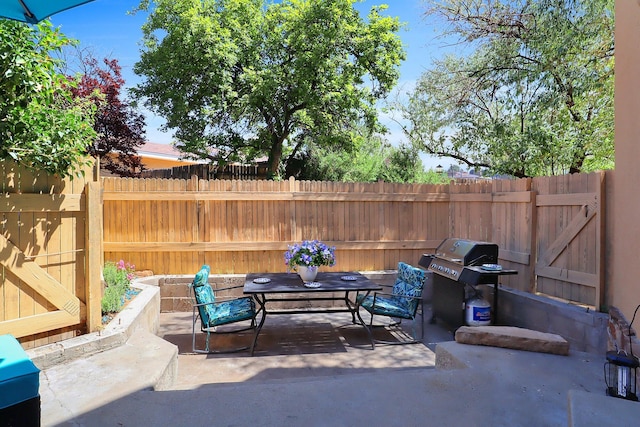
left=137, top=142, right=205, bottom=164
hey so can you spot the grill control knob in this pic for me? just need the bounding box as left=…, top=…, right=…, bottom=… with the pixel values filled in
left=452, top=271, right=458, bottom=277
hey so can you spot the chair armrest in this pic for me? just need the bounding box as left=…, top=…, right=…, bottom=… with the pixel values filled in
left=356, top=283, right=390, bottom=296
left=215, top=295, right=250, bottom=302
left=371, top=291, right=422, bottom=301
left=373, top=291, right=422, bottom=301
left=213, top=284, right=245, bottom=292
left=192, top=295, right=248, bottom=308
left=369, top=291, right=393, bottom=298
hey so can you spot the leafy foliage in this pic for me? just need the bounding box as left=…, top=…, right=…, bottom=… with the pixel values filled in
left=399, top=0, right=614, bottom=177
left=101, top=260, right=135, bottom=314
left=0, top=20, right=96, bottom=177
left=69, top=55, right=146, bottom=177
left=300, top=132, right=447, bottom=183
left=133, top=0, right=405, bottom=177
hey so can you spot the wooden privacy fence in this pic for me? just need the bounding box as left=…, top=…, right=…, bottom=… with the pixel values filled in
left=0, top=164, right=603, bottom=347
left=103, top=171, right=605, bottom=309
left=0, top=161, right=103, bottom=349
left=103, top=177, right=450, bottom=276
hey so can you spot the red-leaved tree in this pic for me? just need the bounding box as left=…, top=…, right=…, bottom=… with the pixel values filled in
left=70, top=57, right=146, bottom=176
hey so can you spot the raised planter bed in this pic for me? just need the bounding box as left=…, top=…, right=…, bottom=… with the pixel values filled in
left=26, top=282, right=160, bottom=370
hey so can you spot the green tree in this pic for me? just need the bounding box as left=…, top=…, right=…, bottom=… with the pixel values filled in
left=300, top=132, right=443, bottom=183
left=133, top=0, right=405, bottom=177
left=0, top=20, right=97, bottom=177
left=399, top=0, right=614, bottom=178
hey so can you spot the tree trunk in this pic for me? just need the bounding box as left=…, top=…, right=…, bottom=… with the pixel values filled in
left=267, top=135, right=283, bottom=177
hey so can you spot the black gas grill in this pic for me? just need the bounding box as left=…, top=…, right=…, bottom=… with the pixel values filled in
left=419, top=238, right=517, bottom=329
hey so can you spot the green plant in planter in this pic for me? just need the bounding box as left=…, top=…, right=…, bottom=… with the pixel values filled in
left=101, top=260, right=135, bottom=315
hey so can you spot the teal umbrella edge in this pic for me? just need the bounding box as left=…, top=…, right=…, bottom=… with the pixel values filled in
left=1, top=0, right=95, bottom=24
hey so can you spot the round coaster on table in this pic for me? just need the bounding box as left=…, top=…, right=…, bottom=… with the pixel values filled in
left=303, top=281, right=322, bottom=288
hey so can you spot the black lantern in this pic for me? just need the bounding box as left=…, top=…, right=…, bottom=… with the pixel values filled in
left=605, top=350, right=639, bottom=401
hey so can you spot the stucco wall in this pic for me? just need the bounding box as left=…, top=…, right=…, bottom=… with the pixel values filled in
left=612, top=1, right=640, bottom=322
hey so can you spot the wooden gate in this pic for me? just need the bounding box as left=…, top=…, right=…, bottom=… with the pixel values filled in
left=533, top=172, right=605, bottom=308
left=0, top=161, right=103, bottom=348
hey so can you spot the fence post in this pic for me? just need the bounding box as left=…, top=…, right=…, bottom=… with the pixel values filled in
left=528, top=189, right=538, bottom=293
left=288, top=176, right=298, bottom=241
left=188, top=174, right=199, bottom=191
left=85, top=181, right=103, bottom=332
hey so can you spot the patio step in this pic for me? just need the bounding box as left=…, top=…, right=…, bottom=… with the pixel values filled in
left=567, top=389, right=640, bottom=427
left=39, top=330, right=178, bottom=426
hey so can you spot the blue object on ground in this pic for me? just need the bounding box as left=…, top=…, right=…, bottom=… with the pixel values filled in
left=0, top=334, right=40, bottom=409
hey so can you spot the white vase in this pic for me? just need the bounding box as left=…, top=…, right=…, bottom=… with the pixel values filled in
left=297, top=265, right=318, bottom=282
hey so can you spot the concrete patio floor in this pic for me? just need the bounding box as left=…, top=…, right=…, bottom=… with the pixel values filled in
left=40, top=303, right=638, bottom=426
left=159, top=308, right=453, bottom=388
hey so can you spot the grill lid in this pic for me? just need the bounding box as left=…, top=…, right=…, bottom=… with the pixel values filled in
left=434, top=238, right=498, bottom=266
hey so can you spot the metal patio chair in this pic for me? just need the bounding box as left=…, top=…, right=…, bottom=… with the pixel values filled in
left=357, top=262, right=426, bottom=346
left=189, top=265, right=257, bottom=353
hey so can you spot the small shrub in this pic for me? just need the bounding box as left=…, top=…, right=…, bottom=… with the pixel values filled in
left=101, top=260, right=135, bottom=315
left=101, top=283, right=127, bottom=313
left=103, top=260, right=134, bottom=288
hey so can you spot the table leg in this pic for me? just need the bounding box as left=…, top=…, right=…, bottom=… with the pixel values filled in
left=353, top=291, right=375, bottom=350
left=343, top=291, right=357, bottom=324
left=492, top=282, right=499, bottom=325
left=250, top=294, right=267, bottom=356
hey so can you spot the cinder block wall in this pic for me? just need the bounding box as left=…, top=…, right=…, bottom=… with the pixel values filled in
left=497, top=285, right=608, bottom=354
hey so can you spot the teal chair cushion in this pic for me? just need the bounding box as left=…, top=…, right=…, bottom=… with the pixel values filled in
left=392, top=261, right=425, bottom=315
left=191, top=265, right=255, bottom=327
left=205, top=297, right=256, bottom=327
left=358, top=262, right=425, bottom=319
left=359, top=294, right=414, bottom=319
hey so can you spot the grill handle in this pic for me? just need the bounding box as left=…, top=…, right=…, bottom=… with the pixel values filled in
left=467, top=254, right=489, bottom=266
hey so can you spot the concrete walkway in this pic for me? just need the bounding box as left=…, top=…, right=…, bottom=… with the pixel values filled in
left=36, top=303, right=634, bottom=427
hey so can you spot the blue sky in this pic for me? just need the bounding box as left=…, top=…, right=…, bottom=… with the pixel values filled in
left=50, top=0, right=455, bottom=170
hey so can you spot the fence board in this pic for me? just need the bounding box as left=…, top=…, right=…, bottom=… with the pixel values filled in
left=489, top=178, right=534, bottom=292
left=28, top=170, right=48, bottom=348
left=16, top=167, right=37, bottom=331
